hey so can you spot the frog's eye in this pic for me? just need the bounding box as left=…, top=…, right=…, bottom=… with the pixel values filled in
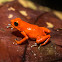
left=14, top=22, right=18, bottom=26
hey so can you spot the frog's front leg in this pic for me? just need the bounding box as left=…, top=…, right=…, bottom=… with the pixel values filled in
left=36, top=35, right=50, bottom=46
left=15, top=31, right=28, bottom=44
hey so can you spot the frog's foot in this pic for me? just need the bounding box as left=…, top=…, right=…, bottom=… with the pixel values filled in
left=36, top=35, right=50, bottom=46
left=15, top=39, right=24, bottom=44
left=15, top=39, right=22, bottom=44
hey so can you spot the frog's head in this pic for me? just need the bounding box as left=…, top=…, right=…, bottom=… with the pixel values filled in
left=11, top=18, right=22, bottom=31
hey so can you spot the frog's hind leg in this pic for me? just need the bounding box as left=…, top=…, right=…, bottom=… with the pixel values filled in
left=40, top=27, right=51, bottom=33
left=36, top=35, right=50, bottom=46
left=40, top=37, right=50, bottom=46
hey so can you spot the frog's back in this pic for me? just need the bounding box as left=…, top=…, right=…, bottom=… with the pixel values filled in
left=24, top=25, right=43, bottom=38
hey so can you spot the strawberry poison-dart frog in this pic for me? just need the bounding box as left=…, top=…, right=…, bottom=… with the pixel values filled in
left=11, top=18, right=51, bottom=46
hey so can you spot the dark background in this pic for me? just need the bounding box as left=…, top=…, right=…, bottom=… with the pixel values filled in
left=31, top=0, right=62, bottom=11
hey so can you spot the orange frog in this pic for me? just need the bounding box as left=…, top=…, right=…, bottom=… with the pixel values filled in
left=11, top=18, right=51, bottom=46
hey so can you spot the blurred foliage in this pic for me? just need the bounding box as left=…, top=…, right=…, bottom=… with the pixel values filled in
left=0, top=0, right=13, bottom=4
left=18, top=0, right=62, bottom=20
left=0, top=0, right=62, bottom=20
left=18, top=0, right=37, bottom=10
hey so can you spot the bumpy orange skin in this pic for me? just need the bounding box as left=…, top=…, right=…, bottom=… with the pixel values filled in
left=11, top=18, right=51, bottom=46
